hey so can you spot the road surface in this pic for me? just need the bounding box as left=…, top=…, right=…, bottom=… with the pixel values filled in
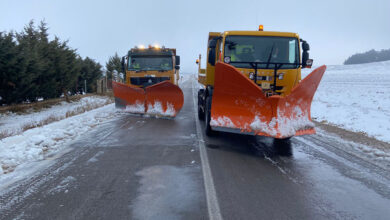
left=1, top=77, right=389, bottom=220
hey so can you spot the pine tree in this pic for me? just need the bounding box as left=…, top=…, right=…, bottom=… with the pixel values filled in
left=0, top=32, right=24, bottom=104
left=79, top=57, right=102, bottom=93
left=15, top=20, right=43, bottom=102
left=51, top=38, right=81, bottom=102
left=105, top=53, right=122, bottom=80
left=36, top=20, right=58, bottom=99
left=1, top=20, right=103, bottom=104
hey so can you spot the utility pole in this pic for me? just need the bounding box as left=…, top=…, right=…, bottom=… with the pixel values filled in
left=84, top=80, right=87, bottom=94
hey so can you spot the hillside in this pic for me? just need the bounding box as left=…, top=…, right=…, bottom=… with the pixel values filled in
left=344, top=49, right=390, bottom=65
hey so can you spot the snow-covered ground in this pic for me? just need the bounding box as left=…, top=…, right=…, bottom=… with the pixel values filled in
left=0, top=96, right=115, bottom=175
left=0, top=96, right=112, bottom=139
left=303, top=61, right=390, bottom=143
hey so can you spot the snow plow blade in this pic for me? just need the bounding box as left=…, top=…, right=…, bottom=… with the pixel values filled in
left=145, top=81, right=184, bottom=117
left=112, top=81, right=145, bottom=113
left=210, top=63, right=326, bottom=138
left=112, top=81, right=184, bottom=117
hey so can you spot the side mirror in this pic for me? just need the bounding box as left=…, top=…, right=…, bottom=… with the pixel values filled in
left=207, top=37, right=220, bottom=66
left=302, top=41, right=310, bottom=51
left=301, top=40, right=312, bottom=68
left=175, top=65, right=180, bottom=70
left=208, top=48, right=216, bottom=66
left=175, top=56, right=180, bottom=65
left=208, top=38, right=218, bottom=48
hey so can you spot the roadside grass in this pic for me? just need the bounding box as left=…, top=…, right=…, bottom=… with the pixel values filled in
left=0, top=96, right=113, bottom=140
left=0, top=94, right=91, bottom=114
left=0, top=130, right=12, bottom=140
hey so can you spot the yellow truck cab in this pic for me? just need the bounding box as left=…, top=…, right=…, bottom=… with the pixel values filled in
left=122, top=46, right=180, bottom=88
left=199, top=27, right=312, bottom=97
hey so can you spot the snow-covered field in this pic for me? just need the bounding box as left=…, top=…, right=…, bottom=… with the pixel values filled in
left=303, top=61, right=390, bottom=143
left=0, top=96, right=115, bottom=175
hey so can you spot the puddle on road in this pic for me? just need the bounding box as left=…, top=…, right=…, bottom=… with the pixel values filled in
left=131, top=165, right=201, bottom=220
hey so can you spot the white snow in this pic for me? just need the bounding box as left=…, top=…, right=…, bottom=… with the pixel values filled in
left=146, top=101, right=176, bottom=117
left=125, top=101, right=145, bottom=114
left=303, top=61, right=390, bottom=143
left=48, top=176, right=77, bottom=194
left=250, top=116, right=277, bottom=136
left=0, top=104, right=116, bottom=175
left=248, top=106, right=314, bottom=137
left=0, top=96, right=112, bottom=139
left=210, top=116, right=235, bottom=128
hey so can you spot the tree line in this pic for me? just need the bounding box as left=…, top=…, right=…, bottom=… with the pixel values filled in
left=0, top=20, right=102, bottom=105
left=344, top=48, right=390, bottom=65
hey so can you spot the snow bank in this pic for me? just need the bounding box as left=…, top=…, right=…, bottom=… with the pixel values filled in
left=0, top=104, right=116, bottom=175
left=303, top=61, right=390, bottom=143
left=0, top=96, right=112, bottom=140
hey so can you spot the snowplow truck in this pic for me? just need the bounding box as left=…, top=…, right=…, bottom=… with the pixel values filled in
left=112, top=46, right=184, bottom=117
left=197, top=26, right=326, bottom=139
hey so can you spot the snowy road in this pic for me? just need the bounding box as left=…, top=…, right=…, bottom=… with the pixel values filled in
left=0, top=77, right=390, bottom=219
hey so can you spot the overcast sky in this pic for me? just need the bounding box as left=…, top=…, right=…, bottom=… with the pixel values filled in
left=1, top=0, right=389, bottom=73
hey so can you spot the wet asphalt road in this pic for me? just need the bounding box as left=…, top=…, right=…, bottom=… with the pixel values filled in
left=1, top=78, right=390, bottom=220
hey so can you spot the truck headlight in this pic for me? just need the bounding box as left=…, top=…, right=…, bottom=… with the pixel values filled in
left=278, top=73, right=284, bottom=80
left=249, top=72, right=254, bottom=79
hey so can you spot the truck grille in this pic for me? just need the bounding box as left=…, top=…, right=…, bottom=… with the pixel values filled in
left=130, top=77, right=170, bottom=87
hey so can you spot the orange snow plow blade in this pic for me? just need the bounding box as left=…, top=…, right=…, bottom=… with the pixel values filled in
left=112, top=81, right=145, bottom=113
left=145, top=81, right=184, bottom=117
left=210, top=63, right=326, bottom=138
left=112, top=81, right=184, bottom=117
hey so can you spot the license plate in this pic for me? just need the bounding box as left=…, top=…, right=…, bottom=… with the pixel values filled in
left=261, top=82, right=270, bottom=89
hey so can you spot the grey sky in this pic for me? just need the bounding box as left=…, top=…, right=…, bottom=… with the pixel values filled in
left=1, top=0, right=389, bottom=73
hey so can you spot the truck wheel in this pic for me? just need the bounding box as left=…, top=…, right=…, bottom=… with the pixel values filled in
left=273, top=137, right=292, bottom=156
left=198, top=90, right=205, bottom=120
left=205, top=96, right=214, bottom=136
left=198, top=105, right=205, bottom=120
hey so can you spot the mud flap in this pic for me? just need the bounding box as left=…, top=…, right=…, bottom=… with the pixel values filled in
left=210, top=62, right=326, bottom=138
left=112, top=81, right=184, bottom=117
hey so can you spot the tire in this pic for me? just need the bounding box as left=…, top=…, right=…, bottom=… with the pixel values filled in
left=205, top=96, right=214, bottom=136
left=198, top=90, right=205, bottom=120
left=198, top=105, right=205, bottom=120
left=273, top=137, right=292, bottom=156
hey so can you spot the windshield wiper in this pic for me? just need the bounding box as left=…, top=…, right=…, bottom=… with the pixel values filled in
left=265, top=44, right=275, bottom=69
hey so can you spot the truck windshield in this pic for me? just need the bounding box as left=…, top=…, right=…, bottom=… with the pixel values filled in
left=224, top=36, right=299, bottom=69
left=128, top=56, right=173, bottom=71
